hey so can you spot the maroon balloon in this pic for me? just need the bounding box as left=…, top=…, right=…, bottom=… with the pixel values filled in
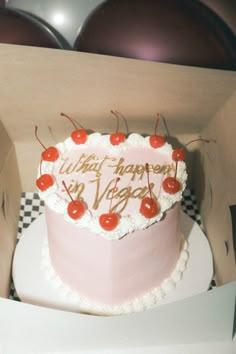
left=0, top=7, right=71, bottom=49
left=74, top=0, right=236, bottom=70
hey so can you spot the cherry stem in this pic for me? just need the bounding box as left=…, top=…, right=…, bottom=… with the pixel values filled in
left=35, top=126, right=46, bottom=150
left=39, top=158, right=42, bottom=176
left=116, top=110, right=129, bottom=134
left=60, top=112, right=78, bottom=130
left=109, top=177, right=120, bottom=212
left=157, top=173, right=164, bottom=199
left=181, top=138, right=210, bottom=150
left=115, top=110, right=126, bottom=122
left=62, top=180, right=76, bottom=205
left=60, top=112, right=85, bottom=130
left=111, top=110, right=128, bottom=134
left=110, top=110, right=120, bottom=134
left=154, top=113, right=161, bottom=136
left=175, top=161, right=178, bottom=179
left=145, top=163, right=153, bottom=201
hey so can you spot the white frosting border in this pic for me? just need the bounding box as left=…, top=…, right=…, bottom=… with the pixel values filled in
left=38, top=133, right=187, bottom=240
left=41, top=237, right=189, bottom=316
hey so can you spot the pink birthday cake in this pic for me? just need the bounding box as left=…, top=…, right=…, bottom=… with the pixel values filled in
left=36, top=113, right=188, bottom=315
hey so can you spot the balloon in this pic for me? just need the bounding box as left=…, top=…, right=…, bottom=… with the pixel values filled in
left=0, top=7, right=71, bottom=49
left=74, top=0, right=236, bottom=70
left=6, top=0, right=105, bottom=47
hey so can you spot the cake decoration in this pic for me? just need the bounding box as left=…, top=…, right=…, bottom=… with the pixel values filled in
left=62, top=180, right=87, bottom=220
left=149, top=113, right=166, bottom=148
left=162, top=176, right=181, bottom=194
left=35, top=126, right=59, bottom=162
left=172, top=138, right=210, bottom=161
left=37, top=130, right=187, bottom=240
left=36, top=159, right=55, bottom=192
left=60, top=112, right=88, bottom=144
left=110, top=110, right=126, bottom=145
left=99, top=177, right=120, bottom=231
left=139, top=163, right=159, bottom=219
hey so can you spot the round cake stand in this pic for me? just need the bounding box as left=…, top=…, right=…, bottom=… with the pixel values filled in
left=12, top=211, right=213, bottom=313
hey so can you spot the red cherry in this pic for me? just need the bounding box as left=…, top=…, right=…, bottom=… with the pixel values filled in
left=172, top=138, right=210, bottom=161
left=42, top=147, right=59, bottom=161
left=110, top=110, right=126, bottom=146
left=35, top=126, right=59, bottom=162
left=172, top=148, right=185, bottom=161
left=162, top=177, right=181, bottom=194
left=99, top=213, right=120, bottom=231
left=36, top=174, right=54, bottom=191
left=67, top=200, right=86, bottom=220
left=140, top=163, right=160, bottom=218
left=140, top=197, right=159, bottom=218
left=71, top=129, right=87, bottom=144
left=110, top=132, right=126, bottom=145
left=149, top=113, right=165, bottom=148
left=99, top=177, right=120, bottom=231
left=149, top=135, right=165, bottom=148
left=62, top=180, right=87, bottom=220
left=61, top=113, right=87, bottom=144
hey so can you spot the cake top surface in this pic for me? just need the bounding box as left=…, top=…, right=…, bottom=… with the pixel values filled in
left=37, top=127, right=187, bottom=240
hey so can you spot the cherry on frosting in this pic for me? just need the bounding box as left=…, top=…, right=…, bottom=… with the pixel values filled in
left=99, top=177, right=120, bottom=231
left=60, top=112, right=87, bottom=144
left=172, top=138, right=210, bottom=161
left=140, top=163, right=159, bottom=218
left=35, top=126, right=59, bottom=162
left=140, top=197, right=159, bottom=218
left=162, top=176, right=181, bottom=194
left=67, top=200, right=87, bottom=220
left=36, top=158, right=54, bottom=191
left=110, top=110, right=126, bottom=145
left=149, top=113, right=166, bottom=148
left=163, top=157, right=181, bottom=194
left=62, top=181, right=87, bottom=220
left=36, top=174, right=54, bottom=191
left=99, top=213, right=120, bottom=232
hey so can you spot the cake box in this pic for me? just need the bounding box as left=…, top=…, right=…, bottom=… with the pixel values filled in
left=0, top=43, right=235, bottom=353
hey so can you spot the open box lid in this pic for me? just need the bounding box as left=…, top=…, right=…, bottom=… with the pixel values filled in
left=0, top=281, right=235, bottom=353
left=0, top=44, right=235, bottom=351
left=0, top=44, right=235, bottom=144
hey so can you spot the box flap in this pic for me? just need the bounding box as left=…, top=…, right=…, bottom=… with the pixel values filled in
left=0, top=43, right=235, bottom=142
left=0, top=281, right=235, bottom=352
left=0, top=120, right=12, bottom=172
left=196, top=92, right=236, bottom=284
left=0, top=121, right=21, bottom=297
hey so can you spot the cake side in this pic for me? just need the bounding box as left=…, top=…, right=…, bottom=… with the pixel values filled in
left=45, top=202, right=183, bottom=306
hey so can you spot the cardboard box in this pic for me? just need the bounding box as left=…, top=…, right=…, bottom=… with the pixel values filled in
left=0, top=44, right=235, bottom=353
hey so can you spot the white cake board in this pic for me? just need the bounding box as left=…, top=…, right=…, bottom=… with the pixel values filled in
left=12, top=211, right=213, bottom=313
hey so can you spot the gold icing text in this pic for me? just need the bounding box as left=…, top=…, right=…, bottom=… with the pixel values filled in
left=90, top=177, right=155, bottom=213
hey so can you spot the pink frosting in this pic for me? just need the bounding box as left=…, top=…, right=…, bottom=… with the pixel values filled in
left=45, top=202, right=182, bottom=306
left=52, top=144, right=175, bottom=216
